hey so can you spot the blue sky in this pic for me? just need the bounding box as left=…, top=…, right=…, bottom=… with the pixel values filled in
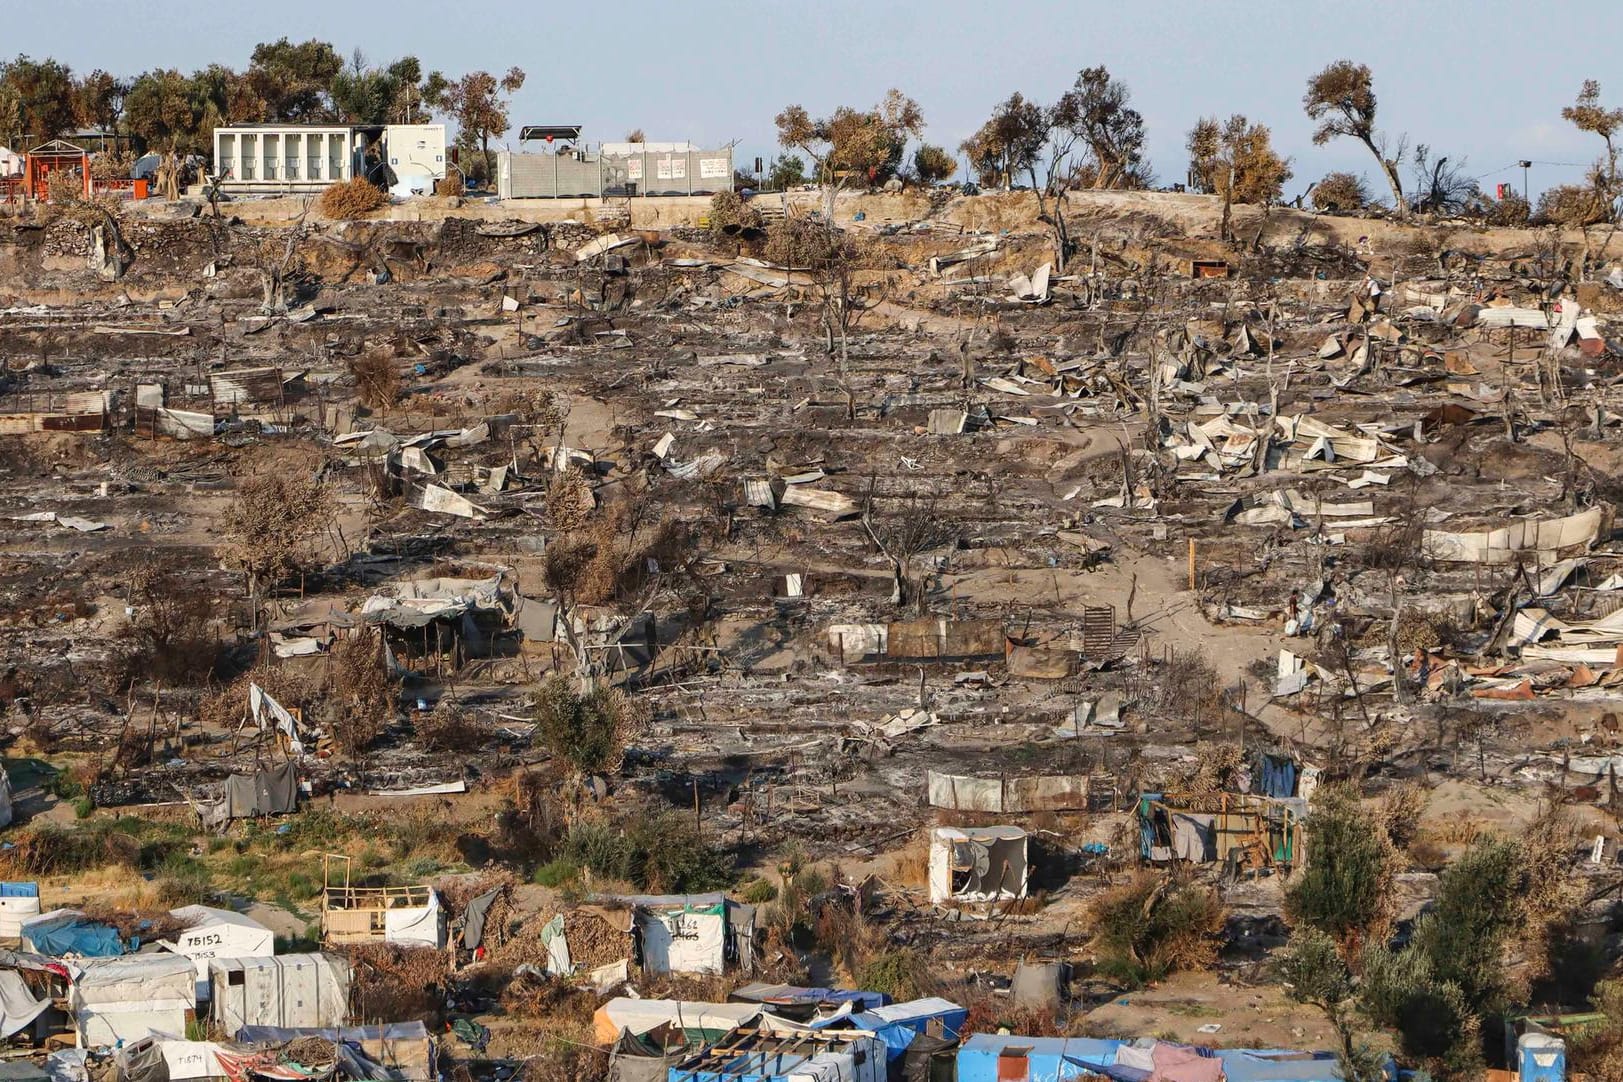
left=13, top=0, right=1622, bottom=197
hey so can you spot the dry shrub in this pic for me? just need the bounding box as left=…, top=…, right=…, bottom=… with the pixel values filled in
left=1311, top=171, right=1369, bottom=213
left=499, top=967, right=597, bottom=1026
left=888, top=832, right=930, bottom=887
left=531, top=674, right=646, bottom=775
left=1150, top=649, right=1225, bottom=726
left=763, top=215, right=857, bottom=269
left=1378, top=782, right=1427, bottom=851
left=1395, top=610, right=1448, bottom=655
left=320, top=177, right=388, bottom=220
left=813, top=902, right=887, bottom=984
left=222, top=466, right=337, bottom=594
left=0, top=821, right=139, bottom=877
left=118, top=559, right=220, bottom=686
left=708, top=190, right=762, bottom=235
left=326, top=633, right=395, bottom=755
left=46, top=169, right=86, bottom=205
left=961, top=995, right=1065, bottom=1038
left=521, top=1045, right=599, bottom=1082
left=1482, top=192, right=1531, bottom=227
left=545, top=467, right=595, bottom=531
left=1087, top=871, right=1226, bottom=988
left=339, top=944, right=451, bottom=1025
left=90, top=152, right=133, bottom=184
left=857, top=947, right=938, bottom=1002
left=434, top=174, right=465, bottom=198
left=1519, top=807, right=1585, bottom=984
left=416, top=698, right=487, bottom=752
left=349, top=348, right=401, bottom=411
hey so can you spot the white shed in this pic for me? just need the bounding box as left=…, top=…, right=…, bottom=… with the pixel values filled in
left=165, top=906, right=275, bottom=1000
left=0, top=146, right=21, bottom=178
left=928, top=826, right=1029, bottom=905
left=209, top=954, right=351, bottom=1036
left=71, top=954, right=197, bottom=1047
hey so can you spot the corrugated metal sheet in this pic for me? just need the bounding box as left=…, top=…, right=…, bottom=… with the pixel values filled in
left=211, top=367, right=284, bottom=407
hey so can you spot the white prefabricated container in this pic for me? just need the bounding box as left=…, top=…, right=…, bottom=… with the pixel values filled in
left=209, top=954, right=351, bottom=1036
left=0, top=883, right=41, bottom=939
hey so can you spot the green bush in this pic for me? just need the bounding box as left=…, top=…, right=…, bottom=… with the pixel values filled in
left=858, top=948, right=933, bottom=1002
left=1088, top=871, right=1225, bottom=988
left=556, top=813, right=732, bottom=893
left=73, top=796, right=95, bottom=819
left=739, top=877, right=778, bottom=904
left=532, top=858, right=581, bottom=888
left=1285, top=785, right=1401, bottom=961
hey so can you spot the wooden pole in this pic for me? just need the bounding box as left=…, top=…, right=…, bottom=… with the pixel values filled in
left=1187, top=538, right=1197, bottom=592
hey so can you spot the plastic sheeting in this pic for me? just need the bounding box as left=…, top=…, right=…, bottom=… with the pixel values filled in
left=591, top=999, right=760, bottom=1044
left=0, top=969, right=48, bottom=1039
left=21, top=910, right=123, bottom=958
left=461, top=889, right=500, bottom=951
left=926, top=771, right=1091, bottom=813
left=844, top=998, right=967, bottom=1061
left=383, top=893, right=445, bottom=948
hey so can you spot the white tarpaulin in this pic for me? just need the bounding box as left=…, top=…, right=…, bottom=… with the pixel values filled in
left=164, top=906, right=274, bottom=1000
left=248, top=683, right=303, bottom=754
left=634, top=902, right=725, bottom=975
left=71, top=954, right=196, bottom=1047
left=158, top=1041, right=224, bottom=1081
left=383, top=892, right=446, bottom=948
left=928, top=827, right=1029, bottom=904
left=591, top=998, right=760, bottom=1043
left=0, top=969, right=49, bottom=1039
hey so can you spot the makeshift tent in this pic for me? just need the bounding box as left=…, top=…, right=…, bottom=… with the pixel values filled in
left=235, top=1022, right=435, bottom=1082
left=0, top=882, right=42, bottom=939
left=0, top=969, right=50, bottom=1039
left=165, top=906, right=275, bottom=1000
left=21, top=910, right=122, bottom=958
left=608, top=1030, right=687, bottom=1082
left=623, top=894, right=729, bottom=975
left=956, top=1035, right=1126, bottom=1082
left=209, top=953, right=351, bottom=1035
left=839, top=998, right=967, bottom=1062
left=664, top=1027, right=886, bottom=1082
left=321, top=883, right=446, bottom=949
left=730, top=982, right=887, bottom=1022
left=928, top=827, right=1028, bottom=904
left=591, top=998, right=762, bottom=1044
left=71, top=953, right=196, bottom=1047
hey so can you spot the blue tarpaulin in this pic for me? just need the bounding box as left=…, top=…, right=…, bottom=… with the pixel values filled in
left=24, top=917, right=121, bottom=958
left=843, top=998, right=967, bottom=1061
left=1217, top=1050, right=1354, bottom=1082
left=0, top=884, right=38, bottom=899
left=958, top=1036, right=1125, bottom=1082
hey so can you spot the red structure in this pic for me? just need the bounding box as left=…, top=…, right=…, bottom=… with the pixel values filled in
left=22, top=139, right=91, bottom=202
